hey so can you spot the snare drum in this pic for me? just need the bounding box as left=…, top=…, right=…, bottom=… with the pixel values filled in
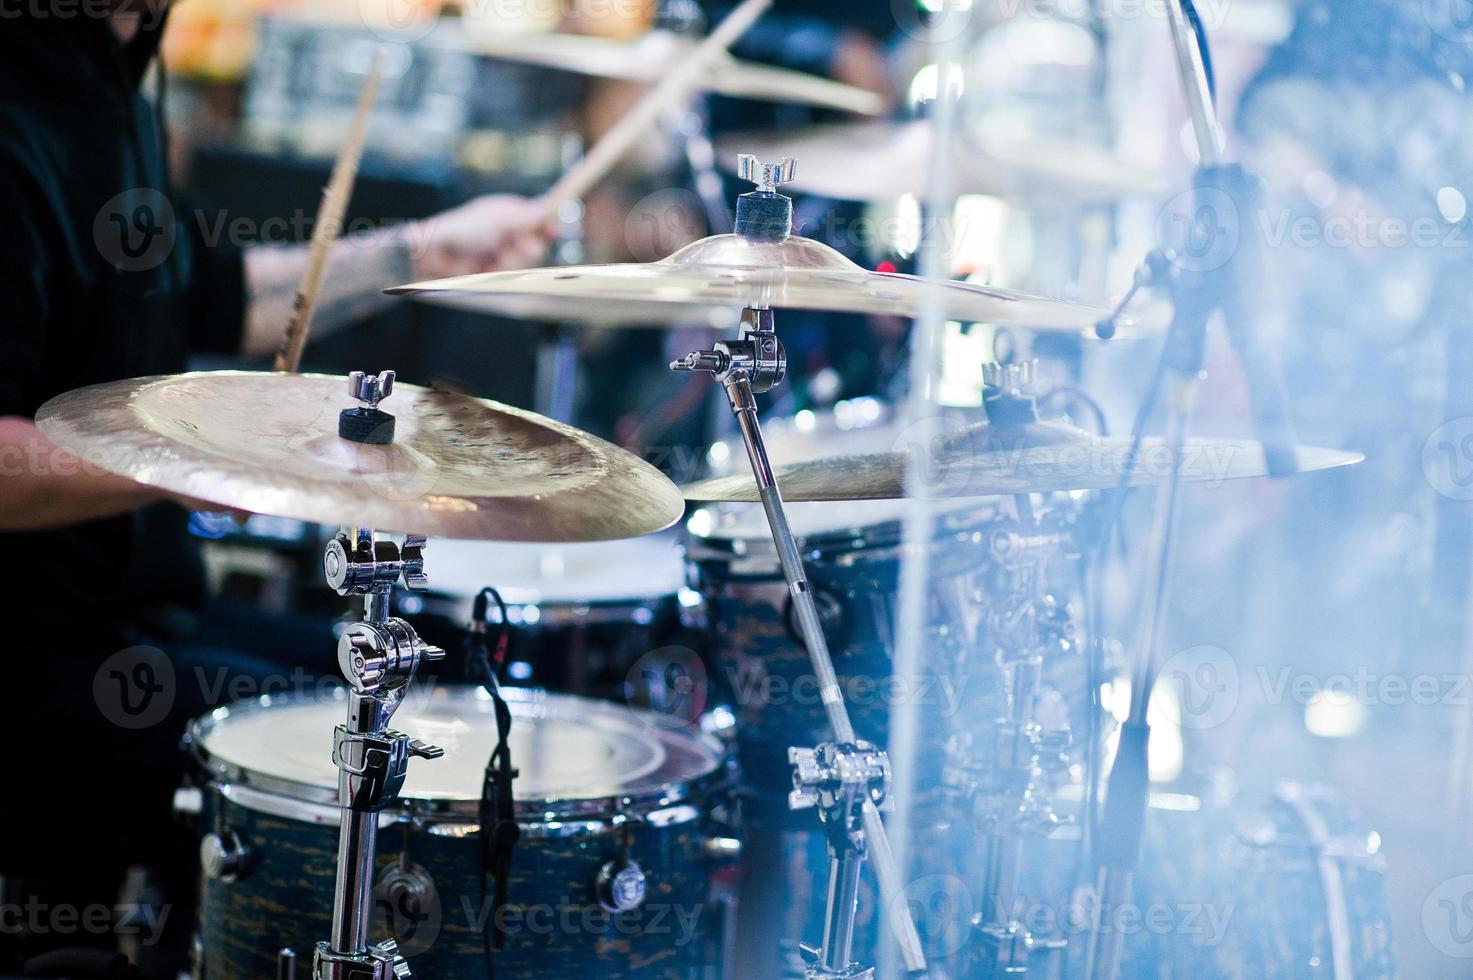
left=412, top=535, right=699, bottom=701
left=187, top=686, right=732, bottom=979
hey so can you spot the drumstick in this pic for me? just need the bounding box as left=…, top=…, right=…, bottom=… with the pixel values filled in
left=274, top=50, right=385, bottom=374
left=535, top=0, right=772, bottom=222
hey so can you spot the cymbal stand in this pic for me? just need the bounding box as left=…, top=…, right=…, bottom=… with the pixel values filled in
left=311, top=376, right=448, bottom=980
left=314, top=526, right=446, bottom=979
left=671, top=157, right=927, bottom=974
left=1085, top=3, right=1292, bottom=977
left=790, top=742, right=892, bottom=979
left=673, top=301, right=927, bottom=975
left=950, top=516, right=1075, bottom=978
left=942, top=377, right=1075, bottom=977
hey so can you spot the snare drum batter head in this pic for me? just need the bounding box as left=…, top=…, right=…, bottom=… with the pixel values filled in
left=192, top=686, right=725, bottom=821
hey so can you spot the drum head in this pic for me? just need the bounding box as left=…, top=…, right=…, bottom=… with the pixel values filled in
left=194, top=687, right=723, bottom=816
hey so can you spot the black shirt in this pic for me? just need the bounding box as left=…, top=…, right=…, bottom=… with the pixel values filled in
left=0, top=13, right=246, bottom=645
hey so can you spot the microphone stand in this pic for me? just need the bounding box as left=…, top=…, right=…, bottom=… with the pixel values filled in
left=1084, top=3, right=1299, bottom=978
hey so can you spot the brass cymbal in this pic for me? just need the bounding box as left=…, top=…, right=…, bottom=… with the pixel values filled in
left=387, top=232, right=1126, bottom=335
left=715, top=121, right=1164, bottom=204
left=36, top=371, right=684, bottom=542
left=679, top=418, right=1363, bottom=501
left=465, top=30, right=886, bottom=116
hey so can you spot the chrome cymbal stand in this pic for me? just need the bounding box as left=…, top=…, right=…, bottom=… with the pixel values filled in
left=951, top=544, right=1075, bottom=976
left=671, top=155, right=928, bottom=976
left=313, top=375, right=448, bottom=980
left=790, top=742, right=892, bottom=979
left=943, top=365, right=1077, bottom=978
left=1085, top=3, right=1293, bottom=977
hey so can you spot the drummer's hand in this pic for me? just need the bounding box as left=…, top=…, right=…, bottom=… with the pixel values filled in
left=831, top=31, right=895, bottom=112
left=409, top=195, right=558, bottom=280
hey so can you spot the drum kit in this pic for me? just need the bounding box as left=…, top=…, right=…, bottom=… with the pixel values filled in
left=31, top=5, right=1393, bottom=980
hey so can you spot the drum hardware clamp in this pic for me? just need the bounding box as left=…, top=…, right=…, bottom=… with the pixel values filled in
left=790, top=740, right=890, bottom=980
left=316, top=521, right=446, bottom=980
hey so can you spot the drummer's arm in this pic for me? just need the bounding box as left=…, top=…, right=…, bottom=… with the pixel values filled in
left=238, top=195, right=556, bottom=359
left=0, top=418, right=166, bottom=531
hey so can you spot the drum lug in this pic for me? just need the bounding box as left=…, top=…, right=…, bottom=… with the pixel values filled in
left=200, top=828, right=252, bottom=883
left=596, top=858, right=649, bottom=913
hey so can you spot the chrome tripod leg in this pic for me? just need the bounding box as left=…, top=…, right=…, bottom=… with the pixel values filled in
left=721, top=373, right=929, bottom=975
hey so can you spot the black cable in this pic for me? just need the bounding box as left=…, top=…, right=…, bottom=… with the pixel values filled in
left=465, top=587, right=518, bottom=979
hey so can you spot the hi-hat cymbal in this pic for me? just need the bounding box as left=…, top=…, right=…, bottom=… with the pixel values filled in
left=678, top=418, right=1362, bottom=501
left=36, top=371, right=683, bottom=542
left=387, top=232, right=1125, bottom=335
left=715, top=121, right=1164, bottom=204
left=466, top=30, right=885, bottom=116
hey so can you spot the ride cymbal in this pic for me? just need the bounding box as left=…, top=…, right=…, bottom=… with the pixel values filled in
left=36, top=371, right=684, bottom=542
left=678, top=418, right=1363, bottom=501
left=387, top=232, right=1123, bottom=334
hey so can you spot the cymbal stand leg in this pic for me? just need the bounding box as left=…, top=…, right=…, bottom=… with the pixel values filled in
left=673, top=307, right=929, bottom=976
left=791, top=742, right=891, bottom=979
left=314, top=528, right=447, bottom=980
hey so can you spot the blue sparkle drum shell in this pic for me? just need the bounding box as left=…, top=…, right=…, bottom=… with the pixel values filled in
left=186, top=686, right=732, bottom=979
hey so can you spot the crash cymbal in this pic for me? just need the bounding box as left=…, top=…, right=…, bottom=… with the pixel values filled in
left=36, top=371, right=684, bottom=542
left=678, top=418, right=1363, bottom=501
left=387, top=232, right=1124, bottom=334
left=715, top=121, right=1163, bottom=204
left=466, top=30, right=885, bottom=116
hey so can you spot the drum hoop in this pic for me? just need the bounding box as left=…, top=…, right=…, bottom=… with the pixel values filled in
left=211, top=781, right=714, bottom=838
left=189, top=687, right=730, bottom=823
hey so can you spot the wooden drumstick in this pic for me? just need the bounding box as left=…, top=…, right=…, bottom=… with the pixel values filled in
left=274, top=50, right=385, bottom=374
left=535, top=0, right=772, bottom=223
